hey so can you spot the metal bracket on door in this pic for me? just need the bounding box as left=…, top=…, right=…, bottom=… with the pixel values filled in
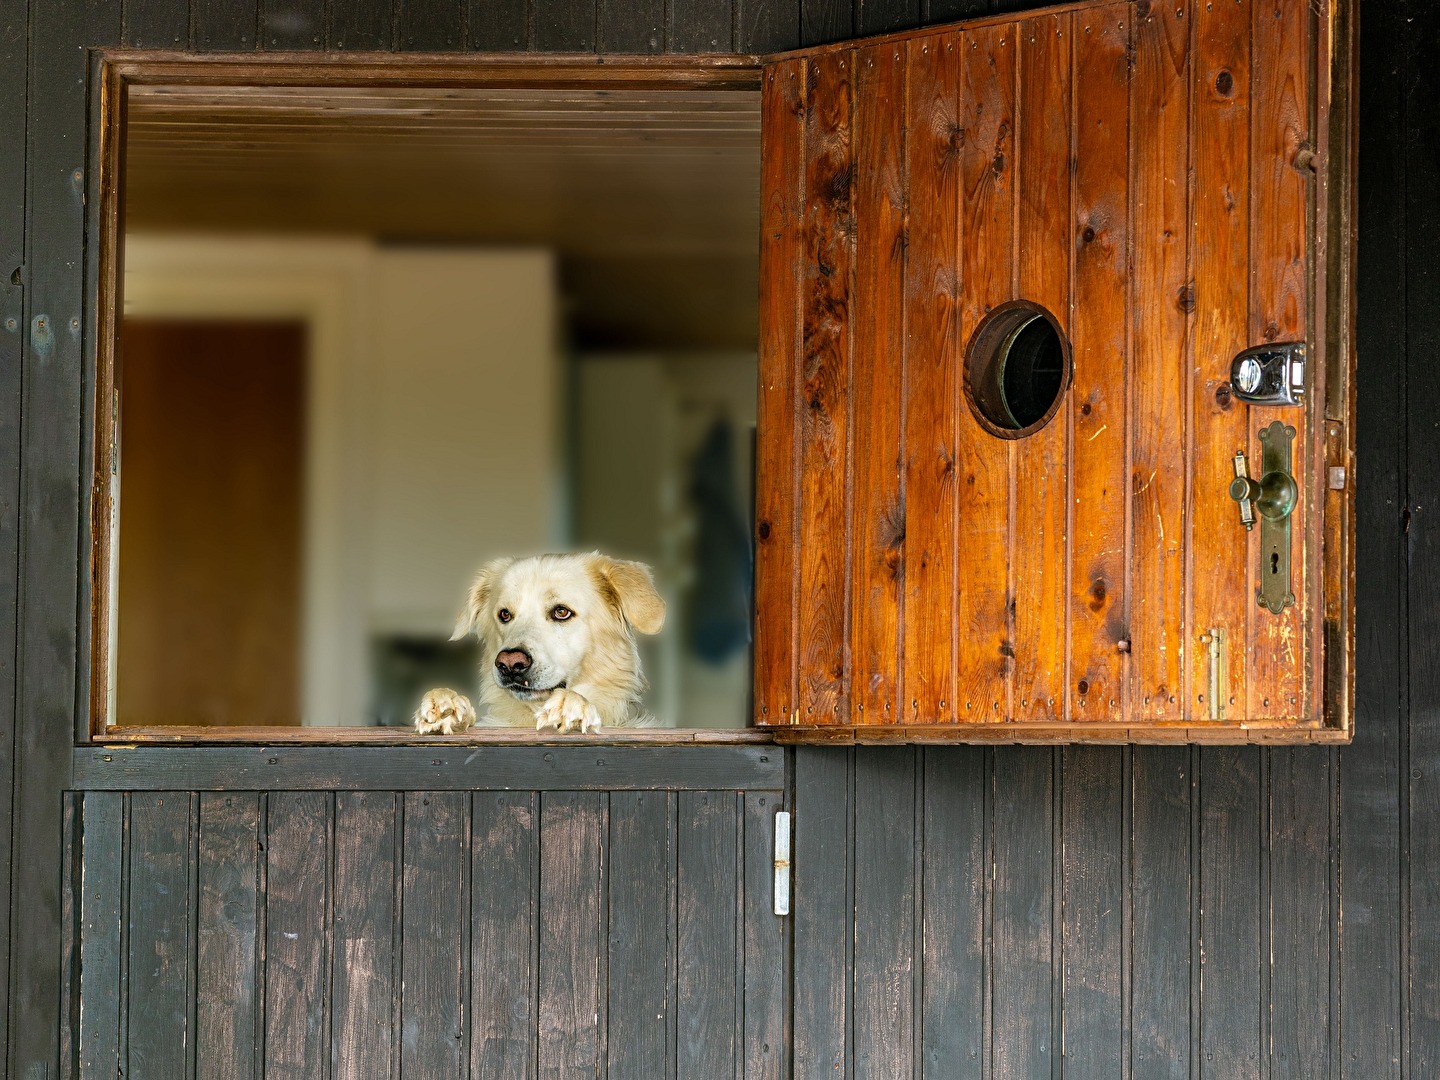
left=1229, top=421, right=1298, bottom=615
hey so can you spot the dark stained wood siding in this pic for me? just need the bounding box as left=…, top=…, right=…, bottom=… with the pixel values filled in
left=0, top=2, right=1428, bottom=1080
left=72, top=782, right=787, bottom=1080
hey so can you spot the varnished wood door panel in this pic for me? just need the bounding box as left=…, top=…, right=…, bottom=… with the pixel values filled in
left=755, top=0, right=1352, bottom=742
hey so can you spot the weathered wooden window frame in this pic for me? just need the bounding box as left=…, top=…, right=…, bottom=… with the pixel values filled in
left=85, top=52, right=774, bottom=745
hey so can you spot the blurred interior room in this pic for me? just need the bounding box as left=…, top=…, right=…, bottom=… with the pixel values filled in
left=112, top=80, right=760, bottom=729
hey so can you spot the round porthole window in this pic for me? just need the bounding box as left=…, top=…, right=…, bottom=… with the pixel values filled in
left=962, top=300, right=1072, bottom=439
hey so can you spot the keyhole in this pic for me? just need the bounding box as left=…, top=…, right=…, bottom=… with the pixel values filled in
left=1270, top=551, right=1280, bottom=576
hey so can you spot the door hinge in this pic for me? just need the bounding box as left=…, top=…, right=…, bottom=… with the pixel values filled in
left=773, top=810, right=791, bottom=916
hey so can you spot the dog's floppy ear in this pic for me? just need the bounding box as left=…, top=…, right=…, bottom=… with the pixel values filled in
left=451, top=557, right=512, bottom=640
left=593, top=555, right=666, bottom=635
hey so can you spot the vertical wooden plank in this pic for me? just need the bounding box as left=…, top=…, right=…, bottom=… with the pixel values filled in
left=472, top=791, right=538, bottom=1080
left=1130, top=747, right=1191, bottom=1080
left=77, top=794, right=125, bottom=1080
left=754, top=58, right=805, bottom=729
left=0, top=0, right=26, bottom=1050
left=401, top=792, right=469, bottom=1079
left=11, top=0, right=120, bottom=1071
left=1198, top=747, right=1262, bottom=1078
left=329, top=0, right=394, bottom=48
left=1068, top=5, right=1131, bottom=722
left=397, top=0, right=463, bottom=49
left=1407, top=0, right=1440, bottom=1068
left=1338, top=0, right=1404, bottom=1071
left=1269, top=750, right=1333, bottom=1078
left=260, top=0, right=324, bottom=47
left=956, top=21, right=1016, bottom=725
left=470, top=0, right=526, bottom=49
left=671, top=0, right=732, bottom=52
left=1189, top=0, right=1252, bottom=724
left=849, top=41, right=906, bottom=727
left=799, top=0, right=850, bottom=47
left=677, top=792, right=740, bottom=1078
left=196, top=794, right=260, bottom=1080
left=332, top=792, right=395, bottom=1080
left=122, top=0, right=189, bottom=46
left=902, top=30, right=960, bottom=727
left=792, top=748, right=851, bottom=1080
left=853, top=749, right=915, bottom=1080
left=127, top=794, right=194, bottom=1080
left=796, top=47, right=854, bottom=728
left=607, top=792, right=673, bottom=1080
left=264, top=792, right=331, bottom=1080
left=920, top=747, right=986, bottom=1077
left=1014, top=10, right=1072, bottom=723
left=193, top=0, right=258, bottom=48
left=737, top=0, right=800, bottom=53
left=1247, top=0, right=1311, bottom=721
left=533, top=0, right=594, bottom=50
left=855, top=0, right=916, bottom=37
left=1130, top=0, right=1190, bottom=722
left=743, top=791, right=789, bottom=1080
left=1060, top=747, right=1125, bottom=1078
left=537, top=792, right=606, bottom=1080
left=990, top=750, right=1054, bottom=1080
left=599, top=0, right=662, bottom=52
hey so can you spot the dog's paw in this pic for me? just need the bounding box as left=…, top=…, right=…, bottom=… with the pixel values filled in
left=413, top=688, right=477, bottom=735
left=536, top=688, right=602, bottom=734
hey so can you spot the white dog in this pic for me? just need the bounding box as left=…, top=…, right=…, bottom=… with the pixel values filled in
left=413, top=552, right=666, bottom=735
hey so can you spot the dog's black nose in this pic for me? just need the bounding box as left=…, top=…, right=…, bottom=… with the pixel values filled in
left=496, top=649, right=532, bottom=677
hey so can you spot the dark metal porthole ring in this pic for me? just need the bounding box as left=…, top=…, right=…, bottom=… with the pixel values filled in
left=962, top=299, right=1073, bottom=440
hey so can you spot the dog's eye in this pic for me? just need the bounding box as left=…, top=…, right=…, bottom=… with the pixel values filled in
left=550, top=605, right=574, bottom=622
left=497, top=608, right=513, bottom=624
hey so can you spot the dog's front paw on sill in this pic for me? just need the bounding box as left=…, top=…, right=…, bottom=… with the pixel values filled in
left=414, top=687, right=477, bottom=735
left=535, top=688, right=602, bottom=734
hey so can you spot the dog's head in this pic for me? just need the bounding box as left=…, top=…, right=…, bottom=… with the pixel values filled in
left=451, top=552, right=666, bottom=705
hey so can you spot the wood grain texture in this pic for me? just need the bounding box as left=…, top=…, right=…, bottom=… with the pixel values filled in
left=754, top=57, right=805, bottom=728
left=955, top=21, right=1015, bottom=724
left=126, top=794, right=195, bottom=1080
left=1013, top=11, right=1072, bottom=724
left=742, top=791, right=789, bottom=1080
left=77, top=794, right=125, bottom=1080
left=1059, top=746, right=1125, bottom=1077
left=12, top=0, right=121, bottom=1071
left=990, top=749, right=1054, bottom=1079
left=1129, top=0, right=1189, bottom=722
left=919, top=747, right=986, bottom=1074
left=537, top=792, right=606, bottom=1080
left=848, top=41, right=906, bottom=727
left=1247, top=0, right=1310, bottom=721
left=1337, top=0, right=1405, bottom=1070
left=401, top=792, right=470, bottom=1078
left=1188, top=0, right=1252, bottom=726
left=331, top=792, right=396, bottom=1080
left=791, top=748, right=851, bottom=1080
left=796, top=47, right=855, bottom=726
left=263, top=792, right=331, bottom=1080
left=196, top=794, right=261, bottom=1080
left=900, top=31, right=960, bottom=726
left=1268, top=749, right=1333, bottom=1078
left=677, top=791, right=740, bottom=1078
left=607, top=791, right=674, bottom=1080
left=1067, top=7, right=1130, bottom=723
left=1198, top=747, right=1262, bottom=1078
left=853, top=748, right=916, bottom=1080
left=471, top=791, right=539, bottom=1080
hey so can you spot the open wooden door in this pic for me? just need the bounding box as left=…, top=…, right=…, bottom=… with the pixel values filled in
left=752, top=0, right=1355, bottom=744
